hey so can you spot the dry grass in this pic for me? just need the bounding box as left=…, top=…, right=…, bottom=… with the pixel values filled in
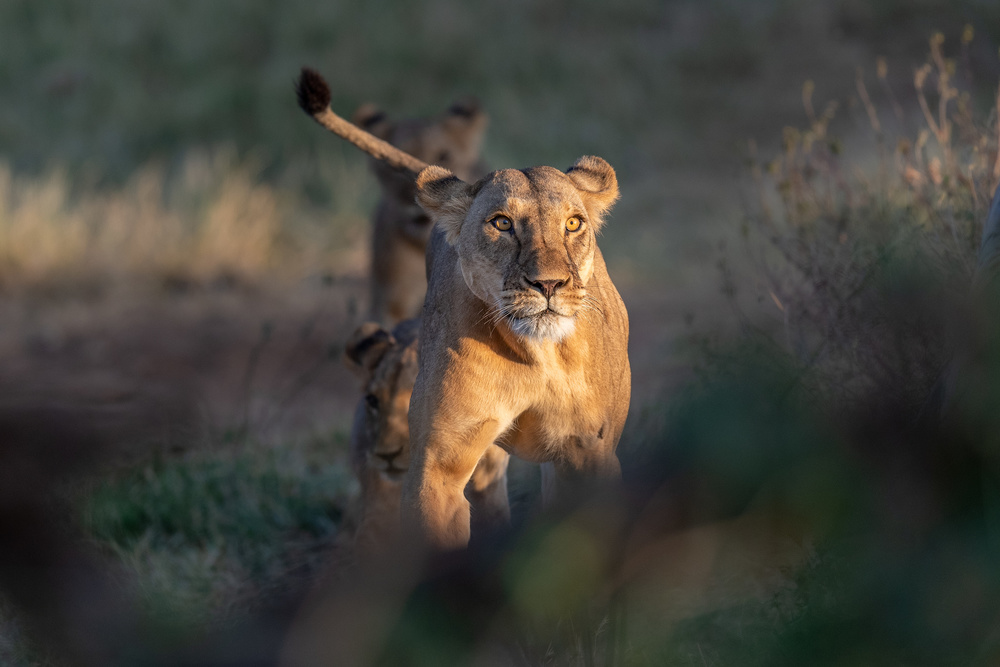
left=7, top=0, right=996, bottom=294
left=0, top=150, right=372, bottom=294
left=741, top=32, right=1000, bottom=404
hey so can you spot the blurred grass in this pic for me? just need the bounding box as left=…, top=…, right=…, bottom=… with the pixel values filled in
left=1, top=0, right=996, bottom=289
left=81, top=431, right=353, bottom=633
left=8, top=0, right=995, bottom=173
left=0, top=149, right=371, bottom=293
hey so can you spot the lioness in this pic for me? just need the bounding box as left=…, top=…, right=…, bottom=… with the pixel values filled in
left=352, top=99, right=488, bottom=325
left=298, top=68, right=630, bottom=549
left=345, top=319, right=511, bottom=551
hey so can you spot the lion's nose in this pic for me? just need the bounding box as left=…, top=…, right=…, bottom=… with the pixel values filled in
left=526, top=277, right=568, bottom=299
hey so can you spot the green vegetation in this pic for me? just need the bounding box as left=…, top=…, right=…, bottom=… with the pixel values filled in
left=83, top=434, right=353, bottom=631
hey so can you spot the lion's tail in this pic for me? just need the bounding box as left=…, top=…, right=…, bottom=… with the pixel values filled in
left=296, top=67, right=430, bottom=176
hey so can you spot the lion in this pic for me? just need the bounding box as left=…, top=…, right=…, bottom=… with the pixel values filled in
left=298, top=67, right=630, bottom=549
left=352, top=98, right=488, bottom=325
left=345, top=319, right=511, bottom=551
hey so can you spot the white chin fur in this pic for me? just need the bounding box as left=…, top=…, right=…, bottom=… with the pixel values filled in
left=510, top=313, right=576, bottom=342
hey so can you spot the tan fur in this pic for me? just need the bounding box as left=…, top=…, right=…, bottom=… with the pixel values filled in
left=307, top=108, right=429, bottom=175
left=297, top=72, right=629, bottom=550
left=406, top=157, right=631, bottom=549
left=345, top=319, right=510, bottom=551
left=352, top=101, right=488, bottom=324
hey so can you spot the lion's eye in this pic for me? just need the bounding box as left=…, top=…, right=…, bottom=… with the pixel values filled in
left=491, top=216, right=513, bottom=232
left=365, top=394, right=379, bottom=411
left=565, top=217, right=583, bottom=233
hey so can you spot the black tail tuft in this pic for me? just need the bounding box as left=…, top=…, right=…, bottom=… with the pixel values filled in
left=296, top=67, right=331, bottom=116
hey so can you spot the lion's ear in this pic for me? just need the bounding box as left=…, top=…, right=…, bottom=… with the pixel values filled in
left=416, top=166, right=473, bottom=245
left=447, top=96, right=483, bottom=119
left=351, top=103, right=393, bottom=141
left=344, top=322, right=395, bottom=379
left=443, top=96, right=489, bottom=150
left=566, top=156, right=620, bottom=227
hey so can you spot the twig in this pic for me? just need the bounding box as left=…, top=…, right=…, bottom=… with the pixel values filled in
left=876, top=56, right=906, bottom=124
left=856, top=67, right=882, bottom=134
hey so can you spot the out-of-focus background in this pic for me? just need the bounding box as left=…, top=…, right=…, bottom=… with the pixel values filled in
left=2, top=1, right=1000, bottom=664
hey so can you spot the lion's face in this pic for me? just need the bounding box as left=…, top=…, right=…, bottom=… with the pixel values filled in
left=456, top=168, right=600, bottom=341
left=416, top=157, right=620, bottom=342
left=345, top=321, right=420, bottom=479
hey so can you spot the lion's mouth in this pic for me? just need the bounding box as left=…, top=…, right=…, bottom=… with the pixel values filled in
left=508, top=309, right=576, bottom=342
left=498, top=289, right=583, bottom=342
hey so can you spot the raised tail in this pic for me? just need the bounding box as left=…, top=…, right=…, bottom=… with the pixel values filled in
left=295, top=67, right=432, bottom=176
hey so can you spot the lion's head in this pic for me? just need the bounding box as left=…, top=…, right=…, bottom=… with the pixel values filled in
left=345, top=319, right=420, bottom=479
left=352, top=99, right=488, bottom=216
left=415, top=156, right=619, bottom=341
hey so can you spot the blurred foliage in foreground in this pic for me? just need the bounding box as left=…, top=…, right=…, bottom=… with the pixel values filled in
left=281, top=268, right=1000, bottom=665
left=6, top=271, right=999, bottom=665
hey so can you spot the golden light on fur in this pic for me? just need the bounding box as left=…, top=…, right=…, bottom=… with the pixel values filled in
left=345, top=319, right=510, bottom=551
left=406, top=158, right=630, bottom=548
left=292, top=72, right=631, bottom=550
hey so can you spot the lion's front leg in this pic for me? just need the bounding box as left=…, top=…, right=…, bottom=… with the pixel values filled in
left=466, top=444, right=511, bottom=532
left=403, top=418, right=505, bottom=549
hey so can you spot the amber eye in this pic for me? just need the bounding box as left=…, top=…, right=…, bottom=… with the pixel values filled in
left=492, top=216, right=512, bottom=232
left=566, top=216, right=583, bottom=232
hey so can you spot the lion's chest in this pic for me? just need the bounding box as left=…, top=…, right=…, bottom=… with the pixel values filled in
left=508, top=342, right=605, bottom=441
left=523, top=350, right=586, bottom=404
left=440, top=331, right=610, bottom=458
